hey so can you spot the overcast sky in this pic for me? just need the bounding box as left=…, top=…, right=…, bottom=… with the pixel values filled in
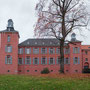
left=0, top=0, right=90, bottom=45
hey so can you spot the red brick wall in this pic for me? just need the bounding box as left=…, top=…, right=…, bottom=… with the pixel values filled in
left=0, top=32, right=19, bottom=74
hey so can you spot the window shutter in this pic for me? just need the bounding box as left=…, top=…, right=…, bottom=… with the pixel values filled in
left=25, top=48, right=27, bottom=54
left=56, top=48, right=58, bottom=54
left=49, top=48, right=50, bottom=54
left=38, top=48, right=39, bottom=54
left=29, top=48, right=31, bottom=54
left=64, top=58, right=66, bottom=64
left=41, top=48, right=42, bottom=54
left=57, top=58, right=58, bottom=64
left=78, top=47, right=80, bottom=53
left=11, top=56, right=12, bottom=64
left=11, top=46, right=12, bottom=52
left=73, top=47, right=75, bottom=53
left=41, top=58, right=42, bottom=64
left=46, top=58, right=47, bottom=64
left=73, top=57, right=75, bottom=64
left=22, top=58, right=24, bottom=64
left=5, top=45, right=7, bottom=52
left=68, top=58, right=70, bottom=64
left=33, top=48, right=34, bottom=54
left=5, top=56, right=7, bottom=64
left=30, top=58, right=31, bottom=64
left=64, top=48, right=66, bottom=54
left=38, top=58, right=39, bottom=64
left=49, top=58, right=50, bottom=64
left=18, top=58, right=19, bottom=64
left=45, top=48, right=47, bottom=54
left=33, top=58, right=34, bottom=64
left=25, top=58, right=27, bottom=64
left=78, top=57, right=80, bottom=64
left=53, top=48, right=54, bottom=54
left=53, top=58, right=55, bottom=64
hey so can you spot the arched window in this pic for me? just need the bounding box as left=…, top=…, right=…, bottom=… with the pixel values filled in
left=7, top=35, right=10, bottom=42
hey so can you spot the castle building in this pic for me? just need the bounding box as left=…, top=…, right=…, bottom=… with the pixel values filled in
left=0, top=19, right=89, bottom=74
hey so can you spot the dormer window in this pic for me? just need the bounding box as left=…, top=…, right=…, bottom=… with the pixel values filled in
left=7, top=35, right=10, bottom=42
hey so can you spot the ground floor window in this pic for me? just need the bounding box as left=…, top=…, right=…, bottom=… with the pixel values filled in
left=18, top=58, right=23, bottom=65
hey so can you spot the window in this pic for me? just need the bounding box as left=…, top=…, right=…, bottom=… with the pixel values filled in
left=85, top=58, right=88, bottom=62
left=25, top=56, right=31, bottom=64
left=33, top=48, right=39, bottom=54
left=41, top=57, right=47, bottom=64
left=41, top=48, right=47, bottom=54
left=73, top=47, right=80, bottom=53
left=18, top=58, right=23, bottom=65
left=85, top=51, right=88, bottom=55
left=18, top=48, right=23, bottom=54
left=51, top=70, right=53, bottom=72
left=5, top=45, right=12, bottom=53
left=75, top=70, right=78, bottom=72
left=65, top=58, right=69, bottom=64
left=7, top=35, right=10, bottom=42
left=56, top=48, right=60, bottom=54
left=25, top=48, right=31, bottom=54
left=19, top=70, right=21, bottom=72
left=7, top=70, right=10, bottom=72
left=5, top=55, right=12, bottom=64
left=33, top=58, right=39, bottom=64
left=57, top=57, right=61, bottom=64
left=27, top=70, right=29, bottom=72
left=73, top=57, right=80, bottom=64
left=64, top=48, right=70, bottom=54
left=49, top=48, right=55, bottom=54
left=49, top=58, right=55, bottom=64
left=35, top=70, right=37, bottom=72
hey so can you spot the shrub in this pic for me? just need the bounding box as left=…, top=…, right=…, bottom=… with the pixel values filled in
left=41, top=68, right=50, bottom=74
left=82, top=69, right=90, bottom=73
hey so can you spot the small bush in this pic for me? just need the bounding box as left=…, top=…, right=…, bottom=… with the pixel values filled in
left=41, top=68, right=50, bottom=74
left=82, top=69, right=90, bottom=73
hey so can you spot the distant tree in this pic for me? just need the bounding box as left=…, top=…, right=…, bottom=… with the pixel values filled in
left=34, top=0, right=89, bottom=73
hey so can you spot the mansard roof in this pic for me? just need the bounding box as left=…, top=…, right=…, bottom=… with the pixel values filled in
left=19, top=38, right=68, bottom=47
left=19, top=38, right=82, bottom=47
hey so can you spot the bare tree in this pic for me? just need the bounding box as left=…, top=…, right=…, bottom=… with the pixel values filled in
left=34, top=0, right=89, bottom=73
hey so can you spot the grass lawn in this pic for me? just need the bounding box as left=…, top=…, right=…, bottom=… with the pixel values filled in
left=0, top=74, right=90, bottom=90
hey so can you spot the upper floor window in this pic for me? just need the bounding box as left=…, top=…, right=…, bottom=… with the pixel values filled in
left=5, top=55, right=12, bottom=64
left=25, top=56, right=31, bottom=64
left=73, top=47, right=80, bottom=53
left=64, top=48, right=70, bottom=54
left=41, top=57, right=47, bottom=64
left=64, top=58, right=70, bottom=64
left=57, top=57, right=61, bottom=64
left=5, top=45, right=12, bottom=53
left=18, top=48, right=23, bottom=54
left=73, top=57, right=80, bottom=64
left=85, top=51, right=88, bottom=55
left=49, top=48, right=55, bottom=54
left=18, top=58, right=23, bottom=65
left=85, top=58, right=88, bottom=62
left=56, top=48, right=60, bottom=54
left=49, top=58, right=55, bottom=64
left=7, top=35, right=10, bottom=42
left=25, top=48, right=31, bottom=54
left=41, top=48, right=47, bottom=54
left=33, top=48, right=39, bottom=54
left=33, top=57, right=39, bottom=64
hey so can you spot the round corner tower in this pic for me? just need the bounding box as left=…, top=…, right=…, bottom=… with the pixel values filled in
left=0, top=19, right=19, bottom=74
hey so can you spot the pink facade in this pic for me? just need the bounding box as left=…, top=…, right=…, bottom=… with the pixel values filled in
left=0, top=19, right=90, bottom=74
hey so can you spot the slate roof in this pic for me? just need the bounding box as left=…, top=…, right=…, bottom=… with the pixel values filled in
left=19, top=38, right=82, bottom=47
left=19, top=38, right=67, bottom=47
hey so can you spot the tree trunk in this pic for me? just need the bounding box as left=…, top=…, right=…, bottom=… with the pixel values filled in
left=60, top=39, right=64, bottom=73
